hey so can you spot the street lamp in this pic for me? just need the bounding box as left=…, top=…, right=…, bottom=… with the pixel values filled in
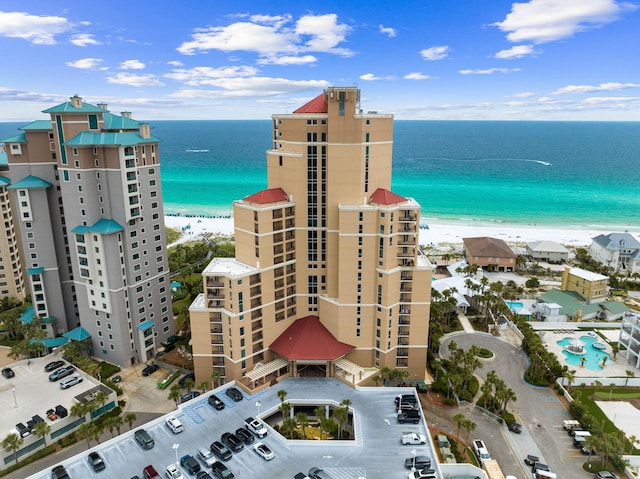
left=172, top=443, right=180, bottom=466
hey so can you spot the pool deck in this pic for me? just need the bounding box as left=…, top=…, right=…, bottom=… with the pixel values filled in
left=539, top=329, right=637, bottom=378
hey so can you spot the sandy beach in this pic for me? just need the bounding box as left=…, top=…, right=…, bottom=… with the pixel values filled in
left=165, top=214, right=640, bottom=249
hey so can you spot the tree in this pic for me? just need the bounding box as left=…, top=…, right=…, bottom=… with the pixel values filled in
left=2, top=433, right=24, bottom=465
left=32, top=421, right=51, bottom=448
left=453, top=413, right=466, bottom=440
left=124, top=412, right=137, bottom=430
left=168, top=384, right=181, bottom=407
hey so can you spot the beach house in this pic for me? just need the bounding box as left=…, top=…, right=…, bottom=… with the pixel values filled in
left=590, top=232, right=640, bottom=275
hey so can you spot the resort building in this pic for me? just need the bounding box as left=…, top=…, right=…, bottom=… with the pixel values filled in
left=560, top=266, right=608, bottom=304
left=1, top=96, right=173, bottom=367
left=590, top=232, right=640, bottom=275
left=0, top=145, right=25, bottom=300
left=526, top=240, right=569, bottom=263
left=190, top=87, right=433, bottom=389
left=462, top=236, right=517, bottom=272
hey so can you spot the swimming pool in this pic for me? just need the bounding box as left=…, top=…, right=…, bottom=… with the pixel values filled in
left=556, top=335, right=614, bottom=371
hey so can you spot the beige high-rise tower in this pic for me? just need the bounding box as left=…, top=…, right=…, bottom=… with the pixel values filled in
left=190, top=87, right=432, bottom=390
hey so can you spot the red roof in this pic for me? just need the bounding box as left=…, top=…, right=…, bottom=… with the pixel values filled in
left=269, top=316, right=354, bottom=360
left=293, top=93, right=327, bottom=114
left=243, top=188, right=289, bottom=205
left=369, top=188, right=408, bottom=205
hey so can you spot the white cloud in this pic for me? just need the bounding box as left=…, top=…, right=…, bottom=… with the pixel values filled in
left=552, top=82, right=640, bottom=94
left=0, top=11, right=71, bottom=45
left=404, top=72, right=431, bottom=80
left=493, top=0, right=637, bottom=44
left=70, top=33, right=101, bottom=47
left=420, top=46, right=449, bottom=61
left=494, top=44, right=540, bottom=59
left=171, top=78, right=330, bottom=98
left=106, top=73, right=164, bottom=87
left=459, top=67, right=520, bottom=75
left=119, top=59, right=146, bottom=70
left=257, top=55, right=317, bottom=65
left=165, top=66, right=258, bottom=85
left=177, top=13, right=352, bottom=58
left=66, top=57, right=105, bottom=69
left=379, top=25, right=397, bottom=37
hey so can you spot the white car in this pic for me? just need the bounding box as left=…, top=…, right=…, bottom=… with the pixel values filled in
left=253, top=442, right=274, bottom=461
left=165, top=464, right=184, bottom=479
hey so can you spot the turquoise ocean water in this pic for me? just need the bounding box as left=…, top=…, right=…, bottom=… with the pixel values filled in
left=2, top=120, right=639, bottom=228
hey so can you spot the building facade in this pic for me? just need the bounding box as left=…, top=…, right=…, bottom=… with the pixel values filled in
left=2, top=95, right=173, bottom=367
left=190, top=87, right=433, bottom=388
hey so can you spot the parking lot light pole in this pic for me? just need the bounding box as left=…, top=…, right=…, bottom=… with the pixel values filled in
left=173, top=443, right=179, bottom=466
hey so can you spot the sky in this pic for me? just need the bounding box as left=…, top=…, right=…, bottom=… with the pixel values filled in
left=1, top=0, right=639, bottom=121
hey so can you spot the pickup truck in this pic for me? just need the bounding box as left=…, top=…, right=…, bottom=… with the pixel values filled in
left=245, top=417, right=267, bottom=438
left=472, top=439, right=491, bottom=461
left=401, top=431, right=426, bottom=445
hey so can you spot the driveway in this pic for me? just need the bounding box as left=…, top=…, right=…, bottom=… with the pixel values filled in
left=440, top=333, right=586, bottom=479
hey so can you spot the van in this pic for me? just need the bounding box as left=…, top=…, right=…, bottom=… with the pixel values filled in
left=135, top=429, right=155, bottom=449
left=59, top=375, right=83, bottom=389
left=143, top=465, right=160, bottom=479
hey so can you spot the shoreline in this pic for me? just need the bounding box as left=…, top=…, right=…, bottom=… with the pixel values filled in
left=164, top=214, right=640, bottom=248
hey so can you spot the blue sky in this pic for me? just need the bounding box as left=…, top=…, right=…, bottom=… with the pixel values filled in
left=1, top=0, right=639, bottom=121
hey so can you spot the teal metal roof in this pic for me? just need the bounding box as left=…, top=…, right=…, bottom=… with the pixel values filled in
left=32, top=337, right=69, bottom=348
left=71, top=218, right=124, bottom=235
left=103, top=112, right=140, bottom=130
left=0, top=176, right=10, bottom=186
left=1, top=133, right=26, bottom=143
left=43, top=100, right=106, bottom=114
left=63, top=326, right=91, bottom=341
left=137, top=320, right=155, bottom=331
left=20, top=120, right=52, bottom=131
left=8, top=175, right=52, bottom=189
left=27, top=267, right=44, bottom=274
left=19, top=306, right=35, bottom=324
left=64, top=131, right=161, bottom=146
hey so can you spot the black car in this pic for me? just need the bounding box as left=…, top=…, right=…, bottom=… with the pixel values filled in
left=508, top=422, right=522, bottom=433
left=211, top=462, right=234, bottom=479
left=234, top=428, right=254, bottom=444
left=210, top=440, right=232, bottom=461
left=141, top=364, right=159, bottom=376
left=208, top=394, right=225, bottom=410
left=179, top=372, right=195, bottom=387
left=1, top=367, right=14, bottom=378
left=51, top=465, right=70, bottom=479
left=225, top=387, right=243, bottom=402
left=44, top=360, right=65, bottom=372
left=221, top=432, right=244, bottom=451
left=180, top=454, right=201, bottom=475
left=181, top=391, right=201, bottom=403
left=88, top=451, right=106, bottom=472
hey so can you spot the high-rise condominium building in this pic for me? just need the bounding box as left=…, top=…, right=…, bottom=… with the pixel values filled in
left=190, top=87, right=432, bottom=389
left=2, top=95, right=173, bottom=367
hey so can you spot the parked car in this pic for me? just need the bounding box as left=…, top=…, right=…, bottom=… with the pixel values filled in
left=44, top=360, right=64, bottom=372
left=253, top=442, right=274, bottom=461
left=179, top=373, right=195, bottom=387
left=225, top=387, right=243, bottom=402
left=49, top=365, right=74, bottom=381
left=508, top=422, right=522, bottom=433
left=166, top=464, right=183, bottom=479
left=181, top=391, right=201, bottom=403
left=142, top=364, right=159, bottom=376
left=51, top=465, right=70, bottom=479
left=234, top=428, right=254, bottom=444
left=197, top=447, right=216, bottom=467
left=180, top=454, right=201, bottom=475
left=210, top=441, right=232, bottom=461
left=208, top=394, right=225, bottom=410
left=221, top=432, right=243, bottom=451
left=211, top=462, right=234, bottom=479
left=1, top=367, right=14, bottom=378
left=88, top=451, right=106, bottom=472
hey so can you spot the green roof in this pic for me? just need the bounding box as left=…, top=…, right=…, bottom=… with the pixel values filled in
left=103, top=112, right=140, bottom=130
left=63, top=326, right=91, bottom=341
left=8, top=175, right=52, bottom=189
left=72, top=218, right=124, bottom=235
left=20, top=120, right=52, bottom=131
left=43, top=99, right=106, bottom=114
left=1, top=133, right=26, bottom=143
left=65, top=131, right=161, bottom=146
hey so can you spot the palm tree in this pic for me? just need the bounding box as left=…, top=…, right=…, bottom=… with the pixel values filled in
left=2, top=433, right=24, bottom=465
left=32, top=421, right=51, bottom=448
left=124, top=412, right=137, bottom=430
left=168, top=384, right=181, bottom=407
left=453, top=413, right=466, bottom=440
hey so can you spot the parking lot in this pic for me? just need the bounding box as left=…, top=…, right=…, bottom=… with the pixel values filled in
left=26, top=378, right=441, bottom=479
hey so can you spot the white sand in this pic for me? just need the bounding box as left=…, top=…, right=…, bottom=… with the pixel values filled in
left=165, top=214, right=640, bottom=248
